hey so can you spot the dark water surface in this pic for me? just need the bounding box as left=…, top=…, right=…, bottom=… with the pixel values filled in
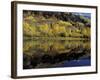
left=23, top=39, right=91, bottom=69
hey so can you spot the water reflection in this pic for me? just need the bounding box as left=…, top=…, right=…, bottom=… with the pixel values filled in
left=23, top=39, right=91, bottom=69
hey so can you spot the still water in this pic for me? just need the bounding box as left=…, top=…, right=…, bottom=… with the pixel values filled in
left=23, top=39, right=91, bottom=69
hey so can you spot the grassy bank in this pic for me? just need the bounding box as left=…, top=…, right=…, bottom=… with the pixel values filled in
left=23, top=37, right=90, bottom=41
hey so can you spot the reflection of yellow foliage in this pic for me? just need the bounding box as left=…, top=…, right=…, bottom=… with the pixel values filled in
left=40, top=43, right=49, bottom=52
left=52, top=43, right=65, bottom=50
left=23, top=41, right=33, bottom=52
left=23, top=40, right=90, bottom=56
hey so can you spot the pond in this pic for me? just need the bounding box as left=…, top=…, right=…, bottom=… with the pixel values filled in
left=23, top=39, right=91, bottom=69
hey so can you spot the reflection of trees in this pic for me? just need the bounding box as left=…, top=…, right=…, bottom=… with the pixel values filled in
left=23, top=40, right=90, bottom=56
left=23, top=40, right=91, bottom=69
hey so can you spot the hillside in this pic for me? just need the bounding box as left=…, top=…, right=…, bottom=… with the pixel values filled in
left=23, top=10, right=91, bottom=39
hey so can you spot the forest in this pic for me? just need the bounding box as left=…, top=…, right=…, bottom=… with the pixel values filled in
left=23, top=10, right=91, bottom=69
left=23, top=10, right=91, bottom=39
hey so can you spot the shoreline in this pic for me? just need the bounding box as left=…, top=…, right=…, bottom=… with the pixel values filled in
left=23, top=37, right=90, bottom=41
